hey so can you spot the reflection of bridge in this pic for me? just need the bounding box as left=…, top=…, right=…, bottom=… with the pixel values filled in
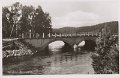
left=22, top=32, right=100, bottom=51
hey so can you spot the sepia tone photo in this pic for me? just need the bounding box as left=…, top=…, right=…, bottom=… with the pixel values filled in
left=2, top=0, right=119, bottom=75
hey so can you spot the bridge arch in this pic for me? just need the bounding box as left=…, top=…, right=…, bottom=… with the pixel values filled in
left=78, top=39, right=97, bottom=51
left=41, top=38, right=74, bottom=50
left=45, top=40, right=74, bottom=53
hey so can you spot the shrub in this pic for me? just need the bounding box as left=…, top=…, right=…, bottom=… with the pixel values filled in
left=91, top=25, right=119, bottom=74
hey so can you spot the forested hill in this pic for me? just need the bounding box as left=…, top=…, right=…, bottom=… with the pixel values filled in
left=53, top=21, right=118, bottom=34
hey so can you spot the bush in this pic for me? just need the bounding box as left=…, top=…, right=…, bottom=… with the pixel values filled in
left=91, top=26, right=119, bottom=74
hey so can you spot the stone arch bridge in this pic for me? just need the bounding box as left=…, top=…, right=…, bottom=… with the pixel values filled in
left=24, top=36, right=98, bottom=51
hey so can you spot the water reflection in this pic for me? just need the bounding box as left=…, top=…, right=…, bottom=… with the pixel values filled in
left=41, top=52, right=94, bottom=74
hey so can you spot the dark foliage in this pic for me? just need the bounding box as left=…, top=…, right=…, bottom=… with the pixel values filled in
left=91, top=26, right=119, bottom=74
left=2, top=2, right=52, bottom=38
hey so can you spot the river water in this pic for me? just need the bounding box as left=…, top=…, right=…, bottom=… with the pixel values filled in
left=3, top=41, right=94, bottom=75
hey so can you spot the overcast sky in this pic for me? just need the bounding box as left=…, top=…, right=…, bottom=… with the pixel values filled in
left=2, top=0, right=119, bottom=28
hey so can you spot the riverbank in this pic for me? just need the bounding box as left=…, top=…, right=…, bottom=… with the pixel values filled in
left=3, top=40, right=35, bottom=58
left=2, top=39, right=40, bottom=65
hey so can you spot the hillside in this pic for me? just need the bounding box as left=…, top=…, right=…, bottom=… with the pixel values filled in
left=53, top=21, right=118, bottom=34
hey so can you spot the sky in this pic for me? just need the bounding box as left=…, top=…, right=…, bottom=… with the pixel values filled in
left=1, top=0, right=119, bottom=28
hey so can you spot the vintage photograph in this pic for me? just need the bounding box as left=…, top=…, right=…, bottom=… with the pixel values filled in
left=2, top=0, right=119, bottom=75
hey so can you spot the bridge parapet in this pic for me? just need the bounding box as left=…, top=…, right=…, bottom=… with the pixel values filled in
left=21, top=32, right=101, bottom=39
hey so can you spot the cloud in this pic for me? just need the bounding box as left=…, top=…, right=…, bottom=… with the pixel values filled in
left=52, top=10, right=101, bottom=28
left=2, top=0, right=118, bottom=28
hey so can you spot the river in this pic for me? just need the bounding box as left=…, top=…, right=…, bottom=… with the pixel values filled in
left=3, top=41, right=94, bottom=75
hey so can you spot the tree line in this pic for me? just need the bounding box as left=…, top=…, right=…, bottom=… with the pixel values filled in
left=2, top=2, right=52, bottom=38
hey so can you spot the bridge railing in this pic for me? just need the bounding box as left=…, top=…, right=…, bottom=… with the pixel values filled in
left=20, top=32, right=101, bottom=39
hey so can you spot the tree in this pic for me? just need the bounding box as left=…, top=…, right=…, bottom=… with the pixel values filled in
left=2, top=7, right=10, bottom=38
left=43, top=12, right=52, bottom=36
left=20, top=5, right=35, bottom=34
left=3, top=2, right=22, bottom=38
left=92, top=25, right=119, bottom=74
left=33, top=6, right=52, bottom=37
left=2, top=2, right=52, bottom=38
left=34, top=6, right=44, bottom=35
